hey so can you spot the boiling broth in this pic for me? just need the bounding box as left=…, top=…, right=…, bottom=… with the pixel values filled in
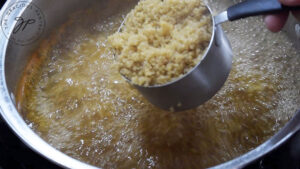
left=17, top=2, right=300, bottom=169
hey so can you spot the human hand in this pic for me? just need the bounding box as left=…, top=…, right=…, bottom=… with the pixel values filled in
left=264, top=0, right=300, bottom=32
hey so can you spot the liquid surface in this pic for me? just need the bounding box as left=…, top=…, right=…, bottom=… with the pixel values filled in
left=18, top=1, right=300, bottom=169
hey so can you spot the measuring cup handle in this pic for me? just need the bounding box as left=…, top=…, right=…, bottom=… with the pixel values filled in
left=227, top=0, right=300, bottom=21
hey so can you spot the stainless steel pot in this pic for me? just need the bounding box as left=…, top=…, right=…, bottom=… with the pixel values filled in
left=0, top=0, right=299, bottom=168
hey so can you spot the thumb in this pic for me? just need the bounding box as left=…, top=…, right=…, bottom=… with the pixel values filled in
left=279, top=0, right=300, bottom=6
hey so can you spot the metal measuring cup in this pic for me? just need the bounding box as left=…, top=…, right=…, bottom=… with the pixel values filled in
left=120, top=0, right=300, bottom=111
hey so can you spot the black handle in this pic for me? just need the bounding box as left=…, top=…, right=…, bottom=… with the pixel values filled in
left=227, top=0, right=300, bottom=21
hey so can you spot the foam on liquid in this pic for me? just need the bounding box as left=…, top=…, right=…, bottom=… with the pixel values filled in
left=19, top=2, right=300, bottom=169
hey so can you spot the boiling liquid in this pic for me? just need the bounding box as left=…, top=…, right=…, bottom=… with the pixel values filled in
left=19, top=3, right=300, bottom=169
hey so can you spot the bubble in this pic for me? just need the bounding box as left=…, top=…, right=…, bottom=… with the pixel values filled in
left=20, top=2, right=299, bottom=169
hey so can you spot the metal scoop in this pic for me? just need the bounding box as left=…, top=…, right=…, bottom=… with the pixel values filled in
left=118, top=0, right=300, bottom=111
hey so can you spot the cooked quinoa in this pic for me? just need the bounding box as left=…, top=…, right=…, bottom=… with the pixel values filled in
left=108, top=0, right=212, bottom=86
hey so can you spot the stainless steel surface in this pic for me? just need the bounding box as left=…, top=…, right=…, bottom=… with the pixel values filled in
left=0, top=0, right=299, bottom=169
left=124, top=1, right=300, bottom=111
left=133, top=23, right=233, bottom=111
left=0, top=0, right=98, bottom=168
left=211, top=110, right=300, bottom=169
left=214, top=11, right=228, bottom=25
left=130, top=7, right=233, bottom=111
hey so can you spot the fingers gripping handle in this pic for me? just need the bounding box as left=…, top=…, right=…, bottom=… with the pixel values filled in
left=227, top=0, right=300, bottom=21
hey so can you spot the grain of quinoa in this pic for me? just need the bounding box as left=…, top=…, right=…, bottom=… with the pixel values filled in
left=109, top=0, right=212, bottom=86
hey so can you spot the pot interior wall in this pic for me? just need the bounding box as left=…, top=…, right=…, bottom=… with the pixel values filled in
left=2, top=0, right=300, bottom=168
left=4, top=0, right=95, bottom=98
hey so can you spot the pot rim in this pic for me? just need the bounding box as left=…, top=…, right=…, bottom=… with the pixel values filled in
left=0, top=0, right=98, bottom=168
left=0, top=0, right=299, bottom=169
